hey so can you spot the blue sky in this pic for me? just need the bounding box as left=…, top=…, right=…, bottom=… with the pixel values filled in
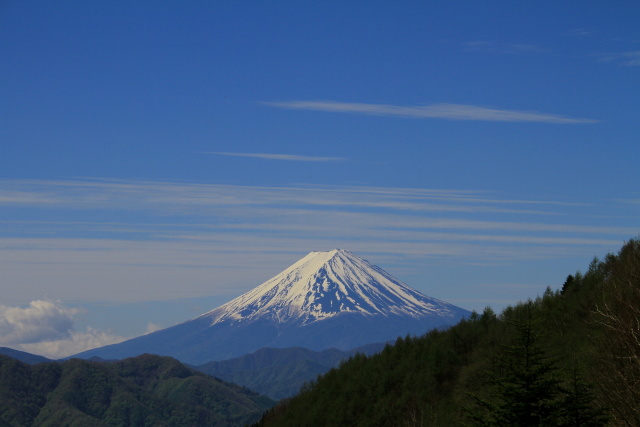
left=1, top=1, right=639, bottom=358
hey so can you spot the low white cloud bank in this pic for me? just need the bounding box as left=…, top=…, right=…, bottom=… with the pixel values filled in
left=0, top=300, right=78, bottom=344
left=17, top=327, right=125, bottom=360
left=0, top=300, right=125, bottom=359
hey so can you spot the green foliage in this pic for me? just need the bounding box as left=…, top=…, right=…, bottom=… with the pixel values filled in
left=590, top=239, right=640, bottom=425
left=0, top=355, right=53, bottom=426
left=560, top=366, right=609, bottom=427
left=468, top=307, right=571, bottom=426
left=0, top=354, right=275, bottom=426
left=257, top=238, right=640, bottom=426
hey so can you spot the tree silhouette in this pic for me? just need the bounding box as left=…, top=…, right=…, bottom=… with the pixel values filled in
left=559, top=366, right=608, bottom=427
left=468, top=305, right=563, bottom=426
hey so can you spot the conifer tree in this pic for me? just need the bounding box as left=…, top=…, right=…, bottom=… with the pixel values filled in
left=593, top=238, right=640, bottom=424
left=468, top=305, right=564, bottom=426
left=558, top=366, right=608, bottom=427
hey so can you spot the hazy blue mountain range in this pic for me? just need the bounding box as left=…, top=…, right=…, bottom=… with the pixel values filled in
left=72, top=250, right=469, bottom=364
left=194, top=343, right=386, bottom=400
left=0, top=347, right=52, bottom=364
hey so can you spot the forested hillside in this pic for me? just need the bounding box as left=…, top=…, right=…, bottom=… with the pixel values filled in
left=255, top=238, right=640, bottom=426
left=0, top=353, right=274, bottom=426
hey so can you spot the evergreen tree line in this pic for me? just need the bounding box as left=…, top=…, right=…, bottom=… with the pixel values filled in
left=255, top=238, right=640, bottom=426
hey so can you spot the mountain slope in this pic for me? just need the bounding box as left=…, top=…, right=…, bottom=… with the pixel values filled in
left=256, top=239, right=640, bottom=426
left=73, top=250, right=469, bottom=364
left=0, top=353, right=274, bottom=426
left=194, top=343, right=386, bottom=400
left=204, top=249, right=459, bottom=325
left=0, top=347, right=52, bottom=364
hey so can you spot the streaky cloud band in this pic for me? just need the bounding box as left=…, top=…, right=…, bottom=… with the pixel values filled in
left=264, top=100, right=598, bottom=124
left=205, top=152, right=346, bottom=162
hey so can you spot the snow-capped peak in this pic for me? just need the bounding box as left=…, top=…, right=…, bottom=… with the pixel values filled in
left=200, top=249, right=459, bottom=326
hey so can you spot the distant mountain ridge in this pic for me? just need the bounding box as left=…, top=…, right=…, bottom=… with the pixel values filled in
left=0, top=353, right=274, bottom=426
left=72, top=250, right=470, bottom=364
left=194, top=343, right=387, bottom=400
left=0, top=347, right=52, bottom=364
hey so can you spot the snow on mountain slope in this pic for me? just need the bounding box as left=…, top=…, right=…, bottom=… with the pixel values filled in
left=70, top=250, right=470, bottom=364
left=202, top=249, right=460, bottom=326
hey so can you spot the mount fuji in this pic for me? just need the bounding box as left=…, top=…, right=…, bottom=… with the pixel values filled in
left=72, top=250, right=470, bottom=365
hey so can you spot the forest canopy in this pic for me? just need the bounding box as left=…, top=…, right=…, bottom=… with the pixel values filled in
left=256, top=238, right=640, bottom=426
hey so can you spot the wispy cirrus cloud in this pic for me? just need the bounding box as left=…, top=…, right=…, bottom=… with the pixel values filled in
left=264, top=101, right=597, bottom=124
left=563, top=28, right=593, bottom=37
left=205, top=152, right=346, bottom=162
left=462, top=40, right=548, bottom=54
left=0, top=178, right=582, bottom=216
left=0, top=178, right=636, bottom=310
left=595, top=50, right=640, bottom=66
